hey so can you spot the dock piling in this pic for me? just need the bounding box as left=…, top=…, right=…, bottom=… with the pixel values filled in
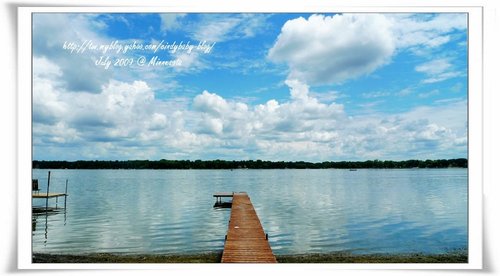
left=64, top=179, right=68, bottom=209
left=45, top=171, right=51, bottom=212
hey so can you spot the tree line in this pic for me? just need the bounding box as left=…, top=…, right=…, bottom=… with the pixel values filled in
left=32, top=158, right=467, bottom=170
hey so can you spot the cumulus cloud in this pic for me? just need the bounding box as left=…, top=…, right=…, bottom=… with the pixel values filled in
left=33, top=66, right=228, bottom=160
left=268, top=14, right=395, bottom=85
left=268, top=13, right=466, bottom=86
left=33, top=14, right=113, bottom=93
left=193, top=80, right=344, bottom=138
left=35, top=78, right=157, bottom=139
left=187, top=80, right=348, bottom=159
left=335, top=99, right=467, bottom=160
left=33, top=57, right=67, bottom=125
left=33, top=70, right=467, bottom=160
left=33, top=55, right=178, bottom=159
left=194, top=91, right=239, bottom=117
left=187, top=79, right=466, bottom=160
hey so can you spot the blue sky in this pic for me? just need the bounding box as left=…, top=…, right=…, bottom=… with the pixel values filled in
left=32, top=13, right=467, bottom=161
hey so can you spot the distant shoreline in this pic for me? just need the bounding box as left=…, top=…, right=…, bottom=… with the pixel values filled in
left=32, top=158, right=467, bottom=170
left=32, top=251, right=468, bottom=263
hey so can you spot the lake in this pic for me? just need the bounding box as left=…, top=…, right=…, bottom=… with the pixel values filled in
left=32, top=169, right=467, bottom=256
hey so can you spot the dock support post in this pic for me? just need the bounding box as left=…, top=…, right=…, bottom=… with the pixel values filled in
left=45, top=171, right=51, bottom=212
left=64, top=179, right=68, bottom=209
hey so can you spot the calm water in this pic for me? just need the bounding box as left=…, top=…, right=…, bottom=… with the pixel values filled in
left=32, top=169, right=467, bottom=255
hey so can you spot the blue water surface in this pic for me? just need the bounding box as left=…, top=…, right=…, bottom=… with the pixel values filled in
left=32, top=169, right=468, bottom=255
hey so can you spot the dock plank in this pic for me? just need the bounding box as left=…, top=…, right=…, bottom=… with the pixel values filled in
left=221, top=192, right=277, bottom=263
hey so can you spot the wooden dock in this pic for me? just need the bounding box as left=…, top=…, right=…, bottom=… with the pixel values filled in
left=32, top=171, right=68, bottom=210
left=220, top=192, right=277, bottom=263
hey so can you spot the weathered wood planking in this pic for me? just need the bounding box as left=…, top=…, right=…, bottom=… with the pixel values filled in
left=221, top=192, right=277, bottom=263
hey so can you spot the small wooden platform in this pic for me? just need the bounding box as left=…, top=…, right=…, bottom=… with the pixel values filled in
left=221, top=192, right=277, bottom=263
left=32, top=192, right=67, bottom=199
left=213, top=192, right=234, bottom=208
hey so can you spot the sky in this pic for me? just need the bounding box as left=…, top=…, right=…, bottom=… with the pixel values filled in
left=32, top=13, right=468, bottom=161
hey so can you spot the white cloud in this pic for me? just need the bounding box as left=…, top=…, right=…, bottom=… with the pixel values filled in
left=157, top=14, right=271, bottom=74
left=415, top=58, right=462, bottom=83
left=415, top=59, right=451, bottom=75
left=362, top=91, right=391, bottom=99
left=159, top=14, right=186, bottom=33
left=418, top=89, right=440, bottom=98
left=286, top=79, right=309, bottom=101
left=338, top=99, right=467, bottom=160
left=199, top=117, right=224, bottom=135
left=239, top=14, right=269, bottom=37
left=33, top=14, right=113, bottom=93
left=147, top=113, right=168, bottom=131
left=190, top=14, right=269, bottom=42
left=188, top=79, right=465, bottom=160
left=33, top=69, right=175, bottom=156
left=358, top=100, right=385, bottom=110
left=268, top=13, right=467, bottom=86
left=193, top=91, right=235, bottom=117
left=33, top=57, right=67, bottom=124
left=192, top=16, right=240, bottom=42
left=421, top=72, right=462, bottom=84
left=33, top=72, right=467, bottom=160
left=171, top=51, right=207, bottom=73
left=310, top=90, right=342, bottom=103
left=268, top=14, right=395, bottom=85
left=33, top=56, right=62, bottom=78
left=403, top=100, right=467, bottom=132
left=396, top=88, right=413, bottom=97
left=31, top=13, right=467, bottom=161
left=390, top=13, right=466, bottom=50
left=187, top=80, right=348, bottom=159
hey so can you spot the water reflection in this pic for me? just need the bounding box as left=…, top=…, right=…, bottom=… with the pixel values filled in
left=32, top=207, right=67, bottom=247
